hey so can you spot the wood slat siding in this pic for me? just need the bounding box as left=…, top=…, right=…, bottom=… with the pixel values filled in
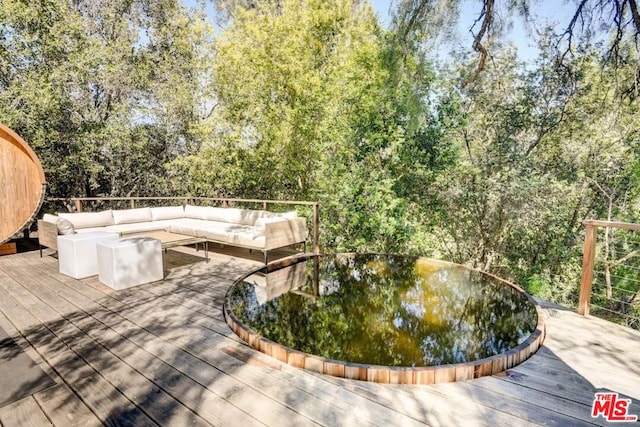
left=0, top=247, right=639, bottom=426
left=0, top=123, right=46, bottom=244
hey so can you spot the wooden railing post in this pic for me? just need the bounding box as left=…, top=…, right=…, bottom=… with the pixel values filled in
left=74, top=199, right=82, bottom=212
left=313, top=203, right=320, bottom=254
left=579, top=222, right=598, bottom=316
left=130, top=199, right=136, bottom=209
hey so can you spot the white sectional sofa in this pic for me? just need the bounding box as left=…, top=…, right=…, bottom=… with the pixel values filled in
left=38, top=205, right=307, bottom=263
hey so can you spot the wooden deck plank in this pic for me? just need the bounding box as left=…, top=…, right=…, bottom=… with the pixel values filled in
left=47, top=269, right=396, bottom=426
left=33, top=384, right=104, bottom=427
left=52, top=291, right=277, bottom=426
left=0, top=311, right=103, bottom=427
left=0, top=277, right=163, bottom=427
left=1, top=264, right=254, bottom=427
left=507, top=353, right=597, bottom=393
left=299, top=369, right=539, bottom=426
left=1, top=249, right=640, bottom=426
left=50, top=266, right=432, bottom=427
left=430, top=381, right=597, bottom=426
left=0, top=397, right=52, bottom=427
left=539, top=303, right=640, bottom=400
left=499, top=368, right=599, bottom=406
left=21, top=253, right=345, bottom=426
left=470, top=375, right=600, bottom=425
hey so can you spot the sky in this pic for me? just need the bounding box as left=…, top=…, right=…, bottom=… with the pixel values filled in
left=192, top=0, right=578, bottom=63
left=368, top=0, right=576, bottom=62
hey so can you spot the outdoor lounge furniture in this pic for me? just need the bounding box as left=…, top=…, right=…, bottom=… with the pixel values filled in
left=97, top=237, right=163, bottom=290
left=39, top=205, right=307, bottom=264
left=57, top=231, right=119, bottom=279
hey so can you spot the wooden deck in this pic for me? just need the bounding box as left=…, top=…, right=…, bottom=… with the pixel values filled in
left=0, top=247, right=639, bottom=426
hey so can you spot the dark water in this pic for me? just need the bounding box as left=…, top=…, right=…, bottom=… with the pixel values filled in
left=229, top=254, right=538, bottom=367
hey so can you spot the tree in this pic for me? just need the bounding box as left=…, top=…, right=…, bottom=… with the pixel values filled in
left=393, top=0, right=640, bottom=89
left=174, top=0, right=453, bottom=253
left=0, top=0, right=215, bottom=200
left=425, top=36, right=640, bottom=307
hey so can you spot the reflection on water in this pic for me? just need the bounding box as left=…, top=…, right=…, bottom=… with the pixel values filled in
left=230, top=254, right=538, bottom=367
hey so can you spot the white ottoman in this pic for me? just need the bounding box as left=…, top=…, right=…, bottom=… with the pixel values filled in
left=58, top=232, right=120, bottom=279
left=97, top=237, right=163, bottom=290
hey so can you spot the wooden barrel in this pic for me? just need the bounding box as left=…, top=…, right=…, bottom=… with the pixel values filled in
left=0, top=123, right=46, bottom=244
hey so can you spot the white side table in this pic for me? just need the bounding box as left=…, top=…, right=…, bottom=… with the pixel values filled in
left=96, top=237, right=163, bottom=290
left=57, top=232, right=120, bottom=279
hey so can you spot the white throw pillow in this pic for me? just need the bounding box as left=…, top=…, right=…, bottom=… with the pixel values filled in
left=42, top=213, right=59, bottom=224
left=56, top=217, right=76, bottom=235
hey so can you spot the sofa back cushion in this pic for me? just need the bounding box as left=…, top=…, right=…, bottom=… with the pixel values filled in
left=202, top=207, right=264, bottom=225
left=150, top=206, right=185, bottom=221
left=184, top=205, right=208, bottom=219
left=58, top=210, right=114, bottom=229
left=112, top=207, right=153, bottom=225
left=184, top=205, right=262, bottom=225
left=254, top=217, right=288, bottom=234
left=183, top=205, right=295, bottom=225
left=269, top=211, right=297, bottom=219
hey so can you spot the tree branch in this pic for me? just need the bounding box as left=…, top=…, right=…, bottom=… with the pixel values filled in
left=609, top=248, right=640, bottom=269
left=629, top=0, right=640, bottom=39
left=462, top=0, right=494, bottom=87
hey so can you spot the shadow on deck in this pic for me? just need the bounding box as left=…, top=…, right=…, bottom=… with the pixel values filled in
left=0, top=246, right=638, bottom=426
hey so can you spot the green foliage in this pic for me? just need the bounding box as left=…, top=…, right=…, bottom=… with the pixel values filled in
left=0, top=0, right=215, bottom=198
left=171, top=0, right=453, bottom=253
left=426, top=40, right=640, bottom=311
left=3, top=0, right=640, bottom=327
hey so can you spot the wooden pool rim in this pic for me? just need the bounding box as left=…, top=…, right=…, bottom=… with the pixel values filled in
left=223, top=253, right=546, bottom=385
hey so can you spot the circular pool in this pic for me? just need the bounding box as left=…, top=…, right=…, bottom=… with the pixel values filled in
left=224, top=254, right=545, bottom=384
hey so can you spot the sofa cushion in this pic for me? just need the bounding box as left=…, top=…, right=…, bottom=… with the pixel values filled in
left=201, top=207, right=265, bottom=226
left=254, top=217, right=289, bottom=234
left=191, top=221, right=237, bottom=242
left=200, top=207, right=236, bottom=222
left=236, top=209, right=267, bottom=225
left=184, top=205, right=208, bottom=219
left=58, top=210, right=114, bottom=229
left=168, top=218, right=211, bottom=236
left=150, top=206, right=185, bottom=221
left=267, top=210, right=298, bottom=219
left=56, top=217, right=76, bottom=235
left=76, top=227, right=114, bottom=234
left=104, top=220, right=179, bottom=234
left=226, top=225, right=265, bottom=249
left=112, top=207, right=153, bottom=225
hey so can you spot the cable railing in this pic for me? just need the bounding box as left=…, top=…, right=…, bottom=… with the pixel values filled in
left=47, top=196, right=320, bottom=255
left=579, top=220, right=640, bottom=329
